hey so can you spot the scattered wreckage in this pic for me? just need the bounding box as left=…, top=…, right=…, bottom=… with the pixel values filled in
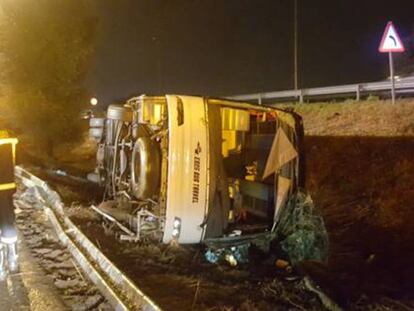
left=88, top=95, right=327, bottom=264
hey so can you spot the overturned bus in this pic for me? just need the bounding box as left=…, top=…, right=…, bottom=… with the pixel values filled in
left=88, top=95, right=304, bottom=245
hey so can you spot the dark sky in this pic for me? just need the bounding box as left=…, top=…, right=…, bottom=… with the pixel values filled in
left=89, top=0, right=414, bottom=104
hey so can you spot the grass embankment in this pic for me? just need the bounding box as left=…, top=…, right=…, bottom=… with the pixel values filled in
left=286, top=99, right=414, bottom=136
left=285, top=99, right=414, bottom=307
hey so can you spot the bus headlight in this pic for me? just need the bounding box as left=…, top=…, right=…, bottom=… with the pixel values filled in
left=172, top=217, right=181, bottom=239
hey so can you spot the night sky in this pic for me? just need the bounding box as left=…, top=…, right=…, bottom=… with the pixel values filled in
left=89, top=0, right=414, bottom=104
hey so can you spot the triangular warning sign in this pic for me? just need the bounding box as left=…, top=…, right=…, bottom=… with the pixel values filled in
left=379, top=21, right=405, bottom=53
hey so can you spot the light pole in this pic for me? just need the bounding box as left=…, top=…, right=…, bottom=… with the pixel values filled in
left=152, top=36, right=162, bottom=93
left=293, top=0, right=298, bottom=90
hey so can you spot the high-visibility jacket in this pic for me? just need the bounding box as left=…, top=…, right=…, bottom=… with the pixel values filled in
left=0, top=137, right=18, bottom=192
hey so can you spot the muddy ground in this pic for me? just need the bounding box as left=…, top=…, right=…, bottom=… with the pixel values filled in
left=21, top=169, right=328, bottom=310
left=69, top=216, right=326, bottom=310
left=304, top=135, right=414, bottom=308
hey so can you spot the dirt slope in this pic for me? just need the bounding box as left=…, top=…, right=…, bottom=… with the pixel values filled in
left=289, top=99, right=414, bottom=307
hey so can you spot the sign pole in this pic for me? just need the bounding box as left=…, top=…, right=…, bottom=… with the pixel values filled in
left=389, top=52, right=395, bottom=104
left=379, top=21, right=404, bottom=104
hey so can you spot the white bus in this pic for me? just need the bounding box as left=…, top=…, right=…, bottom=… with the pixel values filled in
left=89, top=95, right=304, bottom=245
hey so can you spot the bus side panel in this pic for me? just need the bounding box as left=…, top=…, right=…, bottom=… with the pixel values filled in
left=163, top=95, right=209, bottom=244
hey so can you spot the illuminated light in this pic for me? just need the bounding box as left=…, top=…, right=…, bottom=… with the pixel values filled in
left=172, top=217, right=182, bottom=239
left=0, top=138, right=18, bottom=146
left=90, top=97, right=98, bottom=106
left=172, top=228, right=180, bottom=237
left=173, top=218, right=181, bottom=229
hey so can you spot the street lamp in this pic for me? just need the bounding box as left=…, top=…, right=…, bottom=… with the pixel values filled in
left=152, top=36, right=162, bottom=93
left=90, top=97, right=98, bottom=106
left=293, top=0, right=298, bottom=90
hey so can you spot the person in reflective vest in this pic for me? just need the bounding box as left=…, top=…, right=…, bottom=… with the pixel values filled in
left=0, top=130, right=18, bottom=277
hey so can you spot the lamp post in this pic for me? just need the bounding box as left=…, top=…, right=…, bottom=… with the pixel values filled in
left=152, top=36, right=162, bottom=93
left=293, top=0, right=298, bottom=90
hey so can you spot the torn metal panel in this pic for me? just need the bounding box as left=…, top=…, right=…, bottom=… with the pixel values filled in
left=262, top=128, right=299, bottom=180
left=273, top=176, right=292, bottom=227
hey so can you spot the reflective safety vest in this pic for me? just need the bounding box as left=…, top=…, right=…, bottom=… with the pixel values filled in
left=0, top=138, right=18, bottom=191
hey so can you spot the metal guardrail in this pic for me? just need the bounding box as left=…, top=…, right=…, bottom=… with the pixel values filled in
left=227, top=76, right=414, bottom=103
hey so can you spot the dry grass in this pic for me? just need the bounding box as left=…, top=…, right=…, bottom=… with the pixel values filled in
left=279, top=99, right=414, bottom=137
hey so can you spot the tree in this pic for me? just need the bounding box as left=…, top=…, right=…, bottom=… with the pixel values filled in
left=0, top=0, right=98, bottom=156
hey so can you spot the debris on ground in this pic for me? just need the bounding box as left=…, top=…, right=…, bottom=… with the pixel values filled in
left=205, top=244, right=249, bottom=266
left=276, top=191, right=329, bottom=265
left=203, top=191, right=328, bottom=268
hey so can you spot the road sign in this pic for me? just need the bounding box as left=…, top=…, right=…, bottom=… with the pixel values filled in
left=379, top=21, right=405, bottom=53
left=379, top=21, right=405, bottom=104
